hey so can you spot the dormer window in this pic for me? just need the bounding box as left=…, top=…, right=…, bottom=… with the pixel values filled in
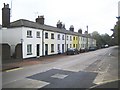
left=27, top=30, right=32, bottom=38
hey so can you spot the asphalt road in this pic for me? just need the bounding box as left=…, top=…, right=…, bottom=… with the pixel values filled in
left=2, top=46, right=119, bottom=89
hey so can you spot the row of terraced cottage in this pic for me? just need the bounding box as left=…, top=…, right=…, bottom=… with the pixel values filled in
left=1, top=3, right=96, bottom=60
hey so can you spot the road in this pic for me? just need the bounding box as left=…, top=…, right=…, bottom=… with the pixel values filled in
left=2, top=46, right=119, bottom=89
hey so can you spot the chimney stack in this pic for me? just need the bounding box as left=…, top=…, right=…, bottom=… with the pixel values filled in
left=69, top=25, right=74, bottom=32
left=2, top=3, right=10, bottom=28
left=56, top=20, right=62, bottom=29
left=36, top=15, right=44, bottom=25
left=84, top=31, right=88, bottom=34
left=78, top=29, right=82, bottom=34
left=62, top=23, right=66, bottom=29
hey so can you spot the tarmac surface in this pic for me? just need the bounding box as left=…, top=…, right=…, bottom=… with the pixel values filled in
left=2, top=46, right=119, bottom=89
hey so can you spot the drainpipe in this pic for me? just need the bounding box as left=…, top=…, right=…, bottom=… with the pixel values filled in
left=86, top=25, right=88, bottom=50
left=42, top=29, right=44, bottom=56
left=65, top=33, right=66, bottom=52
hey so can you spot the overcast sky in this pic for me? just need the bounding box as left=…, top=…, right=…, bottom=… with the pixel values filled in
left=0, top=0, right=119, bottom=35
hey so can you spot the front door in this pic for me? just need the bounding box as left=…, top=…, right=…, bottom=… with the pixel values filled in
left=62, top=44, right=64, bottom=53
left=37, top=44, right=40, bottom=56
left=45, top=44, right=48, bottom=55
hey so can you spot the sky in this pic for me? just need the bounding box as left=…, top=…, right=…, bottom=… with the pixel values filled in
left=0, top=0, right=119, bottom=35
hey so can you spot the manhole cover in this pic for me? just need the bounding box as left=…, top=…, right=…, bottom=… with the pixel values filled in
left=51, top=73, right=68, bottom=79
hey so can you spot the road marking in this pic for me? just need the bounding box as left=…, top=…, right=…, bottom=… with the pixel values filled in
left=90, top=79, right=120, bottom=89
left=95, top=79, right=119, bottom=85
left=93, top=64, right=111, bottom=85
left=5, top=67, right=23, bottom=72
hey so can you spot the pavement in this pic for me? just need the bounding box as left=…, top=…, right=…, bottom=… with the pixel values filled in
left=2, top=54, right=66, bottom=72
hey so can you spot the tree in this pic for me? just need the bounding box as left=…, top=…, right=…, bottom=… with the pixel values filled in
left=92, top=31, right=112, bottom=48
left=111, top=18, right=120, bottom=46
left=101, top=33, right=112, bottom=46
left=91, top=31, right=103, bottom=48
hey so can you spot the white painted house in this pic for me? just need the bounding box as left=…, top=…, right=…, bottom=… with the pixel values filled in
left=66, top=34, right=73, bottom=50
left=2, top=19, right=43, bottom=59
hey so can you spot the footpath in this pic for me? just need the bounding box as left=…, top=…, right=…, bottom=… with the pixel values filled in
left=1, top=54, right=66, bottom=72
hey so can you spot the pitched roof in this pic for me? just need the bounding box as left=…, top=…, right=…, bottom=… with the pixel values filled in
left=10, top=19, right=94, bottom=38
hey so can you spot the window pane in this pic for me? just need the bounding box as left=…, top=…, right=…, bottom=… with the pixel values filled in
left=51, top=44, right=54, bottom=52
left=37, top=31, right=40, bottom=38
left=27, top=44, right=32, bottom=55
left=45, top=32, right=48, bottom=39
left=62, top=35, right=64, bottom=40
left=27, top=30, right=32, bottom=38
left=51, top=33, right=54, bottom=39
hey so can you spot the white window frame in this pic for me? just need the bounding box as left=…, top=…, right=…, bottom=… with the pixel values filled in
left=51, top=44, right=54, bottom=52
left=45, top=32, right=48, bottom=39
left=67, top=36, right=69, bottom=40
left=58, top=44, right=60, bottom=51
left=27, top=30, right=32, bottom=38
left=36, top=31, right=40, bottom=38
left=27, top=44, right=32, bottom=55
left=58, top=34, right=60, bottom=40
left=70, top=36, right=72, bottom=41
left=62, top=35, right=64, bottom=40
left=51, top=33, right=54, bottom=39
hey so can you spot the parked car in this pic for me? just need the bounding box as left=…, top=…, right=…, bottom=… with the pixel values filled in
left=89, top=46, right=96, bottom=51
left=105, top=44, right=109, bottom=48
left=66, top=48, right=79, bottom=55
left=80, top=48, right=86, bottom=53
left=101, top=44, right=109, bottom=48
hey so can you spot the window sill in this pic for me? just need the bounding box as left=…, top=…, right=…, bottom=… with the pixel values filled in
left=27, top=36, right=33, bottom=38
left=27, top=53, right=32, bottom=55
left=37, top=37, right=41, bottom=38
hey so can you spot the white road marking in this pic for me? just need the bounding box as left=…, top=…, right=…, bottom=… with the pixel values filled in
left=90, top=79, right=119, bottom=89
left=93, top=64, right=111, bottom=84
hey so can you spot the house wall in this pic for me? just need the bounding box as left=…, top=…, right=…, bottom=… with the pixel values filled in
left=1, top=26, right=97, bottom=59
left=22, top=27, right=42, bottom=58
left=43, top=30, right=65, bottom=55
left=44, top=31, right=56, bottom=55
left=55, top=32, right=65, bottom=53
left=2, top=27, right=43, bottom=59
left=72, top=35, right=79, bottom=49
left=66, top=34, right=73, bottom=50
left=78, top=36, right=82, bottom=50
left=2, top=27, right=22, bottom=56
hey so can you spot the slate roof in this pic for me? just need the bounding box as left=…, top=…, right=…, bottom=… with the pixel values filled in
left=10, top=19, right=94, bottom=38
